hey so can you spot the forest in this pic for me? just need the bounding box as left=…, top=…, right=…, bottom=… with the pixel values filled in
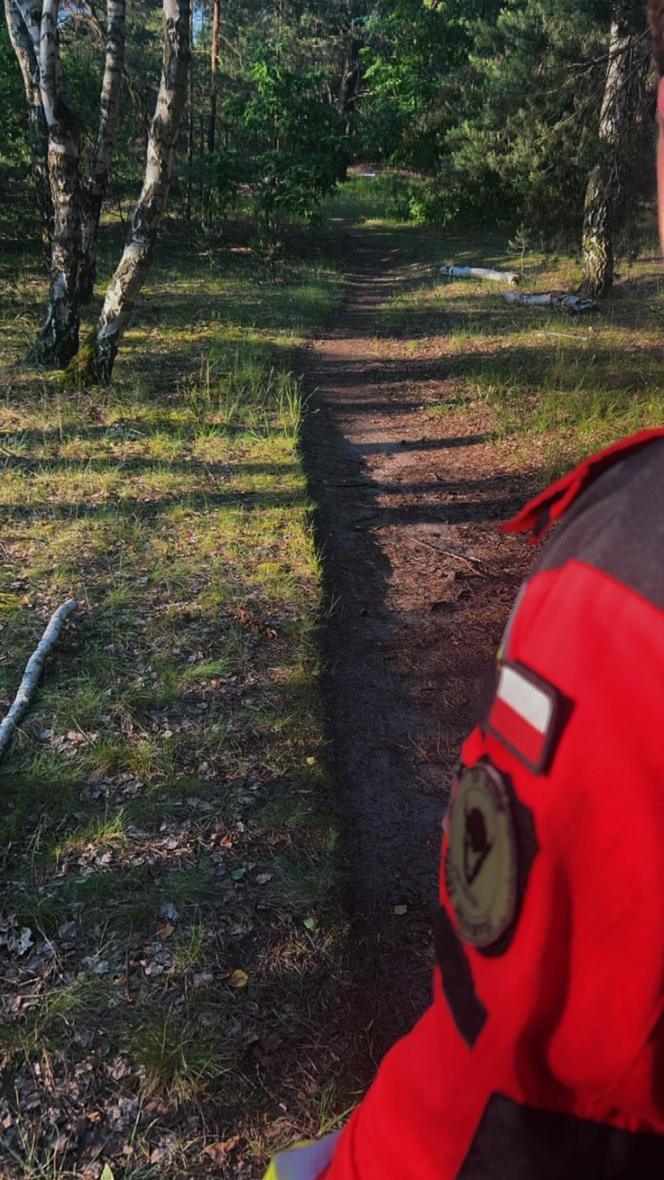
left=1, top=0, right=663, bottom=1176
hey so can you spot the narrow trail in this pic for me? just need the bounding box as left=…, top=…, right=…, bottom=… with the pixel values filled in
left=303, top=227, right=529, bottom=1059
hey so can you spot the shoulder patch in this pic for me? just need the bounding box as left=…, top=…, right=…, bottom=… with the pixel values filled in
left=446, top=763, right=518, bottom=950
left=488, top=660, right=560, bottom=773
left=445, top=761, right=538, bottom=956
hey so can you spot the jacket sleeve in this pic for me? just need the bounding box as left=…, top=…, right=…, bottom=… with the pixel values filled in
left=323, top=556, right=664, bottom=1179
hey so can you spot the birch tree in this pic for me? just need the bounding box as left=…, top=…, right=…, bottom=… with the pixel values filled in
left=79, top=0, right=127, bottom=301
left=73, top=0, right=191, bottom=383
left=581, top=13, right=650, bottom=297
left=3, top=0, right=126, bottom=365
left=31, top=0, right=84, bottom=364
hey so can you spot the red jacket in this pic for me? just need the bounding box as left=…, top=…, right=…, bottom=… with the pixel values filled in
left=321, top=429, right=664, bottom=1179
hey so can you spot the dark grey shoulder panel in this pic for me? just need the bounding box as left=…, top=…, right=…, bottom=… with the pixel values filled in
left=534, top=438, right=664, bottom=609
left=457, top=1093, right=664, bottom=1179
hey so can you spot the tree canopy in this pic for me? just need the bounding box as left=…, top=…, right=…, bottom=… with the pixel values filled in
left=1, top=0, right=657, bottom=374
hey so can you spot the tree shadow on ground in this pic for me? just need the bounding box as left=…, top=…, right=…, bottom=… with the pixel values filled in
left=300, top=230, right=547, bottom=1075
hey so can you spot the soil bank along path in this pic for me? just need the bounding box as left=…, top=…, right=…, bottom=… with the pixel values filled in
left=303, top=227, right=530, bottom=1059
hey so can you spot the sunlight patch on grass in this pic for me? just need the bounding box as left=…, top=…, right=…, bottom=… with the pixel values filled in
left=377, top=230, right=664, bottom=473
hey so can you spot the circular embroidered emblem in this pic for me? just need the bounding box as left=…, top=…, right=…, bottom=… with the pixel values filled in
left=445, top=763, right=518, bottom=949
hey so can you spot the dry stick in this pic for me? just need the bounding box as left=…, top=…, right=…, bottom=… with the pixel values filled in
left=0, top=598, right=77, bottom=762
left=411, top=537, right=484, bottom=573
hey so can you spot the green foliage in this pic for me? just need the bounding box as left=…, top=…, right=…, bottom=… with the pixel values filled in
left=244, top=55, right=346, bottom=227
left=202, top=52, right=347, bottom=247
left=456, top=0, right=652, bottom=247
left=0, top=22, right=35, bottom=239
left=0, top=23, right=27, bottom=167
left=0, top=0, right=657, bottom=325
left=360, top=0, right=482, bottom=170
left=360, top=0, right=655, bottom=249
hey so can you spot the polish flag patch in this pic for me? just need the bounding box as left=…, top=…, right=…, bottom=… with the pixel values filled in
left=488, top=661, right=559, bottom=772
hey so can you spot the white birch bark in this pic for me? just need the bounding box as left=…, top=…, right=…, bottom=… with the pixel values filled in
left=0, top=599, right=77, bottom=763
left=505, top=291, right=598, bottom=314
left=80, top=0, right=126, bottom=301
left=28, top=0, right=84, bottom=365
left=83, top=0, right=191, bottom=382
left=440, top=265, right=520, bottom=286
left=8, top=0, right=126, bottom=361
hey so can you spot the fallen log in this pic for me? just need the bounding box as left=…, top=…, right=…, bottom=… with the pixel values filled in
left=0, top=598, right=78, bottom=762
left=504, top=290, right=599, bottom=315
left=440, top=265, right=520, bottom=286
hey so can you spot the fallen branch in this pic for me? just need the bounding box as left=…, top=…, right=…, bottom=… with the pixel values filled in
left=0, top=598, right=77, bottom=762
left=411, top=537, right=484, bottom=573
left=504, top=291, right=598, bottom=315
left=440, top=265, right=520, bottom=286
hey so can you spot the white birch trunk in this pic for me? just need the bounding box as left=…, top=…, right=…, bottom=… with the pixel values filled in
left=81, top=0, right=191, bottom=383
left=80, top=0, right=126, bottom=302
left=8, top=0, right=126, bottom=362
left=440, top=265, right=520, bottom=286
left=505, top=291, right=598, bottom=314
left=27, top=0, right=84, bottom=365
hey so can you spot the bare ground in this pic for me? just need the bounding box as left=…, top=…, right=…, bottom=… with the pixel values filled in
left=303, top=227, right=531, bottom=1064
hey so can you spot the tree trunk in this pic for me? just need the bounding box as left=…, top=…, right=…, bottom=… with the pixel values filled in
left=79, top=0, right=126, bottom=302
left=199, top=105, right=206, bottom=219
left=338, top=35, right=362, bottom=126
left=185, top=0, right=194, bottom=220
left=4, top=0, right=53, bottom=242
left=75, top=0, right=191, bottom=383
left=208, top=0, right=220, bottom=153
left=30, top=0, right=84, bottom=366
left=581, top=18, right=645, bottom=298
left=336, top=3, right=363, bottom=182
left=7, top=0, right=126, bottom=365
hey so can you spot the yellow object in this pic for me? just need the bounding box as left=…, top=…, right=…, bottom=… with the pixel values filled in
left=263, top=1133, right=340, bottom=1179
left=263, top=1142, right=311, bottom=1179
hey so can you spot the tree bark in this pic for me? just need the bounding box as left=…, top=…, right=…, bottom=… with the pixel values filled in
left=4, top=0, right=53, bottom=241
left=440, top=265, right=520, bottom=285
left=208, top=0, right=220, bottom=153
left=338, top=35, right=362, bottom=124
left=505, top=290, right=599, bottom=314
left=30, top=0, right=84, bottom=365
left=185, top=0, right=194, bottom=219
left=76, top=0, right=191, bottom=383
left=581, top=18, right=647, bottom=298
left=336, top=5, right=362, bottom=180
left=6, top=0, right=127, bottom=365
left=79, top=0, right=126, bottom=302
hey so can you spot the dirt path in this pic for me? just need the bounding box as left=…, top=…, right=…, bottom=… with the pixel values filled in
left=303, top=228, right=530, bottom=1061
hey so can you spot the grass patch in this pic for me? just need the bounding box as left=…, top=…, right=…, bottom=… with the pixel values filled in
left=0, top=220, right=349, bottom=1178
left=371, top=214, right=664, bottom=473
left=6, top=176, right=659, bottom=1178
